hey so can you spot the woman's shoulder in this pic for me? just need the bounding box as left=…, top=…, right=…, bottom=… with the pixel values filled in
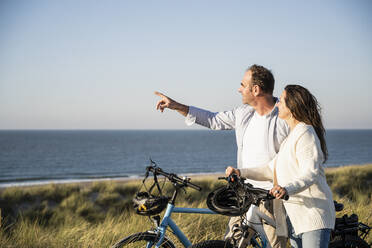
left=291, top=123, right=317, bottom=142
left=294, top=124, right=324, bottom=161
left=292, top=123, right=323, bottom=153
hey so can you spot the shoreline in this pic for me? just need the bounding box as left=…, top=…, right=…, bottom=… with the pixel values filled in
left=0, top=171, right=225, bottom=190
left=1, top=163, right=372, bottom=190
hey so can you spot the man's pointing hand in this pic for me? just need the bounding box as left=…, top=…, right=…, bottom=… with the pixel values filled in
left=155, top=91, right=177, bottom=112
left=154, top=91, right=189, bottom=117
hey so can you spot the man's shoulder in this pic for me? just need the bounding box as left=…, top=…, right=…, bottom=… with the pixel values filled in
left=234, top=104, right=254, bottom=114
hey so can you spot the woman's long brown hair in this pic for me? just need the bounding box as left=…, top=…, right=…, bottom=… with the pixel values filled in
left=284, top=85, right=328, bottom=163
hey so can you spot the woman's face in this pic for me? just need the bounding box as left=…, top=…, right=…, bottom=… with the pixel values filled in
left=277, top=90, right=292, bottom=120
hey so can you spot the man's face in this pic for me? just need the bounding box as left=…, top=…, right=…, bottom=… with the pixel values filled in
left=276, top=90, right=291, bottom=120
left=239, top=70, right=255, bottom=105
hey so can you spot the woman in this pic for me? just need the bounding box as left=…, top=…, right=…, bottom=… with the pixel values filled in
left=226, top=84, right=335, bottom=248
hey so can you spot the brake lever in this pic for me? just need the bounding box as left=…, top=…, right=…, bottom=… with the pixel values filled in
left=142, top=167, right=150, bottom=184
left=149, top=157, right=157, bottom=167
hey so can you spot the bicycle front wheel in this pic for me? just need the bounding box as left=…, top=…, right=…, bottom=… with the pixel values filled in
left=190, top=240, right=233, bottom=248
left=329, top=236, right=370, bottom=248
left=112, top=231, right=176, bottom=248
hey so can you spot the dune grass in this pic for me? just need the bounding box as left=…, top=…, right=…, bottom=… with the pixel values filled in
left=0, top=164, right=371, bottom=247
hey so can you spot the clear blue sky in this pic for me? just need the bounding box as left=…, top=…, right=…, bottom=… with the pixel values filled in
left=1, top=0, right=371, bottom=129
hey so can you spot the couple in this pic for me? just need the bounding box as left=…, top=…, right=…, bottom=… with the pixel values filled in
left=155, top=64, right=335, bottom=248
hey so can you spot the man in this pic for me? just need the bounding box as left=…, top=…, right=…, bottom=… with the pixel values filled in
left=155, top=64, right=289, bottom=248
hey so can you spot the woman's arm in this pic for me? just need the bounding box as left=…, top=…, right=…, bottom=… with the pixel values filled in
left=284, top=131, right=323, bottom=195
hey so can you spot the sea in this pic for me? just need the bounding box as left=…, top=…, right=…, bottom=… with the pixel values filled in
left=0, top=129, right=372, bottom=188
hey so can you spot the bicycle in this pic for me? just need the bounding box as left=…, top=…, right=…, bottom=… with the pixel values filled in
left=191, top=175, right=371, bottom=248
left=191, top=174, right=288, bottom=248
left=328, top=201, right=371, bottom=248
left=111, top=160, right=217, bottom=248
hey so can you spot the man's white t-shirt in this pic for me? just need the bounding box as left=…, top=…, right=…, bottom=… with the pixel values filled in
left=242, top=111, right=273, bottom=190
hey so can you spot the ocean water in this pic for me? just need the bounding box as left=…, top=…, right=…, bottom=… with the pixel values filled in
left=0, top=129, right=371, bottom=187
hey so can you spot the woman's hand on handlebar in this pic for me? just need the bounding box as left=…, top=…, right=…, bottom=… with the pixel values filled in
left=270, top=185, right=287, bottom=199
left=225, top=166, right=240, bottom=177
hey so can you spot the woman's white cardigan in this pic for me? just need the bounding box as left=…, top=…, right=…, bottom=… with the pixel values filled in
left=240, top=122, right=335, bottom=235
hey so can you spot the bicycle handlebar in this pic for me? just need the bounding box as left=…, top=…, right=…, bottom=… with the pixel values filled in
left=219, top=174, right=289, bottom=201
left=146, top=165, right=202, bottom=191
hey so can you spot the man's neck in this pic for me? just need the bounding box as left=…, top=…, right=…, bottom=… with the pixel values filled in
left=254, top=96, right=276, bottom=116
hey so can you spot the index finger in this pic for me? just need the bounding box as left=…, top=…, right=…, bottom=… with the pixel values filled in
left=154, top=91, right=165, bottom=97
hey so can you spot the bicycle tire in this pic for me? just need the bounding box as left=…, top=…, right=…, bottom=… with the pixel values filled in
left=190, top=240, right=233, bottom=248
left=112, top=231, right=176, bottom=248
left=329, top=236, right=370, bottom=248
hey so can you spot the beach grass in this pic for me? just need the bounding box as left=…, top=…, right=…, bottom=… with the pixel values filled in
left=0, top=164, right=371, bottom=247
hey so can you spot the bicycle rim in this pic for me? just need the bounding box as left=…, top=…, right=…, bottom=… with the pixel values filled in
left=329, top=236, right=370, bottom=248
left=190, top=240, right=233, bottom=248
left=112, top=231, right=176, bottom=248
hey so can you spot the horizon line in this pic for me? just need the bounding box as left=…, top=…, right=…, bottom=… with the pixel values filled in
left=1, top=128, right=372, bottom=131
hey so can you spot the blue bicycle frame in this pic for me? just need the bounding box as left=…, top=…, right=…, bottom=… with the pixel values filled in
left=150, top=203, right=216, bottom=248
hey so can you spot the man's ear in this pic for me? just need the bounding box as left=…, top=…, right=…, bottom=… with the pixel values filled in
left=253, top=85, right=261, bottom=97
